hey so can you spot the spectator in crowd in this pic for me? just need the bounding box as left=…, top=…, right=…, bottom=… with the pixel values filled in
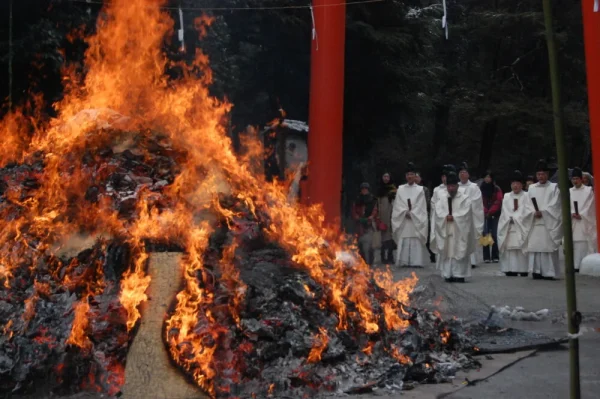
left=480, top=170, right=503, bottom=263
left=525, top=175, right=535, bottom=191
left=352, top=183, right=378, bottom=265
left=582, top=172, right=594, bottom=189
left=377, top=173, right=397, bottom=264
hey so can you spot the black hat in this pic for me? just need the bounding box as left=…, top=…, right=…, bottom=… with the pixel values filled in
left=406, top=162, right=416, bottom=173
left=446, top=172, right=459, bottom=185
left=572, top=167, right=583, bottom=178
left=535, top=159, right=550, bottom=172
left=360, top=182, right=370, bottom=190
left=511, top=170, right=524, bottom=183
left=458, top=162, right=469, bottom=172
left=442, top=164, right=456, bottom=176
left=484, top=169, right=494, bottom=180
left=526, top=175, right=535, bottom=182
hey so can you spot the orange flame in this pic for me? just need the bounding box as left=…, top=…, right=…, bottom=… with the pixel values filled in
left=66, top=299, right=91, bottom=349
left=0, top=0, right=420, bottom=395
left=307, top=327, right=329, bottom=363
left=389, top=345, right=413, bottom=365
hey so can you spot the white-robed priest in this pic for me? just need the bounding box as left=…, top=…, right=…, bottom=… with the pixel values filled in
left=391, top=162, right=429, bottom=267
left=458, top=162, right=485, bottom=268
left=497, top=170, right=531, bottom=276
left=570, top=167, right=597, bottom=271
left=431, top=172, right=475, bottom=282
left=431, top=164, right=455, bottom=208
left=525, top=159, right=563, bottom=280
left=431, top=164, right=454, bottom=269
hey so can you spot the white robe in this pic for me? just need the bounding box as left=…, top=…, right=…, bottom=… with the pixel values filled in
left=570, top=185, right=597, bottom=270
left=525, top=182, right=563, bottom=277
left=431, top=191, right=475, bottom=278
left=432, top=184, right=447, bottom=269
left=431, top=184, right=447, bottom=208
left=497, top=191, right=531, bottom=273
left=391, top=183, right=429, bottom=267
left=459, top=180, right=485, bottom=265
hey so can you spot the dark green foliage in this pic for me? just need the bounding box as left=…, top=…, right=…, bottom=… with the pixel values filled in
left=0, top=0, right=591, bottom=196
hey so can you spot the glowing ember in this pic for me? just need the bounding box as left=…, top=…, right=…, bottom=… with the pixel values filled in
left=441, top=328, right=451, bottom=344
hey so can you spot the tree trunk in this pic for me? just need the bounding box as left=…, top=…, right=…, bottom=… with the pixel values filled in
left=476, top=119, right=498, bottom=176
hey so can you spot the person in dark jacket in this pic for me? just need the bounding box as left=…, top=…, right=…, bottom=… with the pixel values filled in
left=377, top=173, right=397, bottom=264
left=481, top=170, right=503, bottom=263
left=352, top=183, right=378, bottom=265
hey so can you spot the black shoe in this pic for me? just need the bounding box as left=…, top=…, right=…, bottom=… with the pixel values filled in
left=519, top=273, right=529, bottom=277
left=471, top=264, right=477, bottom=269
left=430, top=255, right=436, bottom=263
left=454, top=277, right=466, bottom=283
left=505, top=272, right=518, bottom=277
left=575, top=269, right=580, bottom=273
left=445, top=277, right=455, bottom=283
left=542, top=276, right=556, bottom=281
left=532, top=273, right=543, bottom=280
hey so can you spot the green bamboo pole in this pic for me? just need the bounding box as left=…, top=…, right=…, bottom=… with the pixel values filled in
left=541, top=0, right=581, bottom=398
left=8, top=0, right=13, bottom=109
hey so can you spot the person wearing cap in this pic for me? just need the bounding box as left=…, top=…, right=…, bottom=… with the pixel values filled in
left=457, top=162, right=485, bottom=268
left=570, top=167, right=597, bottom=271
left=497, top=171, right=531, bottom=276
left=430, top=172, right=475, bottom=282
left=352, top=182, right=379, bottom=265
left=431, top=164, right=456, bottom=269
left=416, top=172, right=437, bottom=263
left=524, top=159, right=563, bottom=280
left=391, top=162, right=429, bottom=268
left=431, top=164, right=455, bottom=207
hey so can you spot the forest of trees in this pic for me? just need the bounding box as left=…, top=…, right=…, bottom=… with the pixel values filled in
left=0, top=0, right=593, bottom=203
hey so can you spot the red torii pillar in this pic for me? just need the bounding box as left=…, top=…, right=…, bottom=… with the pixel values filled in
left=582, top=1, right=600, bottom=249
left=304, top=0, right=346, bottom=227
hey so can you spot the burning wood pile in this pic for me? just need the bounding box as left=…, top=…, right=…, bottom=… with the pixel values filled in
left=0, top=1, right=480, bottom=398
left=0, top=128, right=479, bottom=398
left=166, top=196, right=481, bottom=398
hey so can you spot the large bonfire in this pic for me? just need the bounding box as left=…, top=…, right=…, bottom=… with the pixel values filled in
left=0, top=1, right=477, bottom=398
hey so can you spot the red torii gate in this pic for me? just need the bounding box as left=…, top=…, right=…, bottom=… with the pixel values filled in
left=307, top=0, right=600, bottom=240
left=582, top=1, right=600, bottom=249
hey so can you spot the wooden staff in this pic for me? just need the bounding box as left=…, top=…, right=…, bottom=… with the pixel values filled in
left=574, top=200, right=579, bottom=216
left=531, top=197, right=539, bottom=212
left=407, top=198, right=412, bottom=211
left=447, top=197, right=452, bottom=216
left=514, top=198, right=519, bottom=211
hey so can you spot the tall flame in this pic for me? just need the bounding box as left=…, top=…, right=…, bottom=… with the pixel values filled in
left=0, top=0, right=419, bottom=396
